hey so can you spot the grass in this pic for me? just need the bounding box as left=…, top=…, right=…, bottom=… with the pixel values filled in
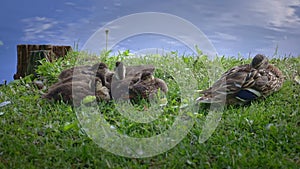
left=0, top=50, right=299, bottom=168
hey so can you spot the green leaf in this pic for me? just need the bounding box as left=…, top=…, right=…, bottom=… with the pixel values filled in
left=63, top=121, right=78, bottom=131
left=82, top=95, right=96, bottom=104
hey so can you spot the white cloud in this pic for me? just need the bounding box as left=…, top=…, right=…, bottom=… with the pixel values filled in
left=160, top=37, right=183, bottom=46
left=35, top=17, right=47, bottom=21
left=64, top=2, right=76, bottom=6
left=249, top=0, right=300, bottom=28
left=201, top=0, right=300, bottom=33
left=250, top=1, right=299, bottom=30
left=21, top=17, right=59, bottom=42
left=214, top=32, right=238, bottom=41
left=0, top=40, right=3, bottom=46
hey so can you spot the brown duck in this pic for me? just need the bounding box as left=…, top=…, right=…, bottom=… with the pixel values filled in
left=42, top=76, right=110, bottom=106
left=110, top=62, right=158, bottom=101
left=129, top=71, right=168, bottom=103
left=196, top=54, right=285, bottom=105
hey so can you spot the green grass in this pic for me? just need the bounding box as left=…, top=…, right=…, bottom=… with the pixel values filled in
left=0, top=51, right=299, bottom=168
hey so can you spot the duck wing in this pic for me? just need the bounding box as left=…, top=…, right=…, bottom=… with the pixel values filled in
left=197, top=64, right=259, bottom=104
left=197, top=63, right=284, bottom=105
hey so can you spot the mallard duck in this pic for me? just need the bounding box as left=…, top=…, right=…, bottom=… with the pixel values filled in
left=196, top=54, right=284, bottom=105
left=107, top=61, right=154, bottom=83
left=58, top=65, right=93, bottom=80
left=110, top=62, right=158, bottom=101
left=129, top=71, right=168, bottom=103
left=58, top=62, right=109, bottom=86
left=62, top=73, right=111, bottom=101
left=93, top=78, right=111, bottom=101
left=54, top=74, right=97, bottom=87
left=42, top=80, right=96, bottom=106
left=125, top=64, right=155, bottom=77
left=42, top=76, right=110, bottom=105
left=91, top=62, right=114, bottom=87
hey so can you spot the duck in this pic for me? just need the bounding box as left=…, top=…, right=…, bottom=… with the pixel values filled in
left=108, top=61, right=154, bottom=83
left=129, top=71, right=168, bottom=103
left=125, top=64, right=155, bottom=78
left=42, top=76, right=110, bottom=106
left=58, top=65, right=92, bottom=80
left=109, top=62, right=159, bottom=101
left=91, top=62, right=114, bottom=87
left=58, top=62, right=109, bottom=86
left=196, top=54, right=284, bottom=105
left=53, top=73, right=98, bottom=87
left=42, top=80, right=96, bottom=106
left=95, top=82, right=111, bottom=101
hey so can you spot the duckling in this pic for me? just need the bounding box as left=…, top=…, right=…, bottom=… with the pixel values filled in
left=95, top=80, right=111, bottom=101
left=91, top=62, right=113, bottom=87
left=42, top=77, right=109, bottom=106
left=58, top=62, right=109, bottom=86
left=58, top=65, right=92, bottom=80
left=110, top=62, right=156, bottom=100
left=129, top=71, right=168, bottom=103
left=125, top=64, right=155, bottom=77
left=42, top=80, right=96, bottom=106
left=196, top=54, right=284, bottom=105
left=54, top=74, right=98, bottom=87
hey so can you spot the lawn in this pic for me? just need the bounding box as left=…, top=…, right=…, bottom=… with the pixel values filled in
left=0, top=50, right=299, bottom=168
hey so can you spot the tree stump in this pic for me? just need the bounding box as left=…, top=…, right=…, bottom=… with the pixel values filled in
left=14, top=44, right=72, bottom=79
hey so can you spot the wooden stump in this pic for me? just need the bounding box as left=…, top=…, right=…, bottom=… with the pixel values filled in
left=14, top=44, right=72, bottom=79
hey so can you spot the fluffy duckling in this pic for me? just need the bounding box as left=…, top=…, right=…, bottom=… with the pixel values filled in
left=125, top=64, right=155, bottom=77
left=196, top=54, right=284, bottom=105
left=95, top=78, right=111, bottom=101
left=58, top=62, right=109, bottom=86
left=42, top=76, right=110, bottom=105
left=42, top=80, right=96, bottom=106
left=54, top=74, right=98, bottom=87
left=129, top=71, right=168, bottom=103
left=58, top=65, right=92, bottom=80
left=91, top=62, right=113, bottom=87
left=110, top=62, right=157, bottom=100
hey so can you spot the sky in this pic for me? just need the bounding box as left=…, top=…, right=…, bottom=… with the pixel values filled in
left=1, top=0, right=300, bottom=82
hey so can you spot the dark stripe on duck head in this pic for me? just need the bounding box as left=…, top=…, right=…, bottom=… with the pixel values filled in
left=251, top=54, right=269, bottom=69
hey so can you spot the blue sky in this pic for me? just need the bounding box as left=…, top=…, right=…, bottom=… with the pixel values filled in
left=1, top=0, right=300, bottom=82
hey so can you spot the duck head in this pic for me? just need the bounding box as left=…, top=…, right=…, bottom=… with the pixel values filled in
left=251, top=54, right=269, bottom=69
left=140, top=71, right=155, bottom=82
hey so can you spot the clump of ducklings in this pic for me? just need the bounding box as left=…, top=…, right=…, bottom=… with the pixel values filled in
left=42, top=61, right=168, bottom=106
